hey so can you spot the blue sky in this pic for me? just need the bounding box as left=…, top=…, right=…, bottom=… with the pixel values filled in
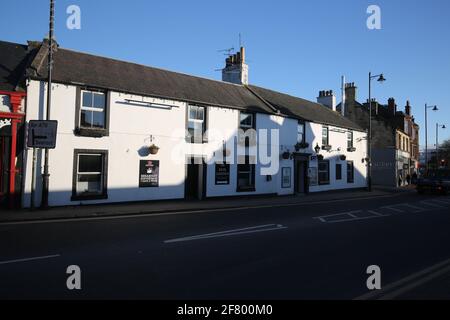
left=1, top=0, right=449, bottom=147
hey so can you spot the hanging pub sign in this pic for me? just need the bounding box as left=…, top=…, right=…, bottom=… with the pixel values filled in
left=215, top=163, right=230, bottom=185
left=139, top=160, right=160, bottom=188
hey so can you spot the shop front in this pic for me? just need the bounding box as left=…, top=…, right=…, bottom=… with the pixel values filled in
left=0, top=91, right=26, bottom=209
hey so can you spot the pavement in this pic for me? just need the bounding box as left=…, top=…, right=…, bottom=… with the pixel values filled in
left=0, top=186, right=412, bottom=224
left=1, top=186, right=449, bottom=300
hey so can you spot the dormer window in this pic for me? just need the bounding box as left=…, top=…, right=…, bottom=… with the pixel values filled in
left=240, top=112, right=254, bottom=131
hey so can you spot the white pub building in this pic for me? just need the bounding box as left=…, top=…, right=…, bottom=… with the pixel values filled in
left=0, top=40, right=368, bottom=209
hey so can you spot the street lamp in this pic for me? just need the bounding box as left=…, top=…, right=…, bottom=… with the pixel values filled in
left=436, top=123, right=446, bottom=168
left=425, top=104, right=438, bottom=171
left=367, top=72, right=386, bottom=192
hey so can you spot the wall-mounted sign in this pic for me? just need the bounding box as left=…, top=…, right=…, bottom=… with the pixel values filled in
left=281, top=167, right=292, bottom=188
left=329, top=128, right=347, bottom=134
left=215, top=163, right=230, bottom=185
left=139, top=160, right=160, bottom=188
left=308, top=167, right=318, bottom=186
left=27, top=120, right=58, bottom=149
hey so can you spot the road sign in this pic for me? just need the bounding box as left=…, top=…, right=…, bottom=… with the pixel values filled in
left=27, top=120, right=58, bottom=149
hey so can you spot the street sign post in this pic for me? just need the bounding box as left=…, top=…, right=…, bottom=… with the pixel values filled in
left=27, top=120, right=58, bottom=149
left=27, top=120, right=58, bottom=209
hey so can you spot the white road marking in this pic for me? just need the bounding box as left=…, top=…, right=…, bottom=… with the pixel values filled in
left=0, top=193, right=404, bottom=226
left=428, top=199, right=450, bottom=205
left=314, top=210, right=390, bottom=224
left=0, top=254, right=61, bottom=266
left=355, top=257, right=450, bottom=300
left=325, top=215, right=383, bottom=224
left=420, top=200, right=445, bottom=209
left=381, top=206, right=405, bottom=213
left=367, top=210, right=389, bottom=217
left=164, top=224, right=287, bottom=244
left=401, top=204, right=427, bottom=212
left=314, top=210, right=363, bottom=220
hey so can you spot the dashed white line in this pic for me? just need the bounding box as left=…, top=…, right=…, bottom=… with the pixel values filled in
left=0, top=254, right=61, bottom=266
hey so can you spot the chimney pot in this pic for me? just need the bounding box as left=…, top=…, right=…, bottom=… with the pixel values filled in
left=240, top=47, right=245, bottom=64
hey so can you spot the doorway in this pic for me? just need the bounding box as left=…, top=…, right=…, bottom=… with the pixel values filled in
left=0, top=136, right=11, bottom=208
left=185, top=156, right=206, bottom=200
left=294, top=157, right=308, bottom=194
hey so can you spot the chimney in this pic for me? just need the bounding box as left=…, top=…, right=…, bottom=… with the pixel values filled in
left=317, top=90, right=337, bottom=112
left=405, top=100, right=411, bottom=116
left=388, top=98, right=397, bottom=116
left=344, top=82, right=357, bottom=103
left=367, top=98, right=379, bottom=115
left=222, top=46, right=249, bottom=85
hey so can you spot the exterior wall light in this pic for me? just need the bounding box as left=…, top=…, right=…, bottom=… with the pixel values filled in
left=314, top=144, right=321, bottom=154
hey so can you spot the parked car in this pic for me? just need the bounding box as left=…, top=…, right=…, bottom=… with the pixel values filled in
left=417, top=169, right=450, bottom=194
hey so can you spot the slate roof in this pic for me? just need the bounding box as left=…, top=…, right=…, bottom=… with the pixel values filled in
left=28, top=45, right=275, bottom=114
left=0, top=41, right=35, bottom=92
left=249, top=85, right=364, bottom=131
left=2, top=40, right=363, bottom=131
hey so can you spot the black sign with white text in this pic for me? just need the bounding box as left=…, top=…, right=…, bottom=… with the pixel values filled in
left=139, top=160, right=160, bottom=188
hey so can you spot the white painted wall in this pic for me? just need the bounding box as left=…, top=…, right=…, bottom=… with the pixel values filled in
left=22, top=80, right=367, bottom=207
left=308, top=122, right=368, bottom=192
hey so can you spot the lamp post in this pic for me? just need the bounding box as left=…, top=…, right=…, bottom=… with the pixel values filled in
left=41, top=0, right=55, bottom=208
left=424, top=104, right=438, bottom=172
left=367, top=72, right=386, bottom=192
left=436, top=123, right=446, bottom=168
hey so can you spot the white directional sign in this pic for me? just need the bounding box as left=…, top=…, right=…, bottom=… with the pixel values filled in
left=27, top=120, right=58, bottom=149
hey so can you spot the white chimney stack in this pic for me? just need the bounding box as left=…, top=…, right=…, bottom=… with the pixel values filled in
left=222, top=47, right=249, bottom=85
left=317, top=90, right=337, bottom=112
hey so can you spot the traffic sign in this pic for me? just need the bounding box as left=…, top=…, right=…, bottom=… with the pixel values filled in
left=27, top=120, right=58, bottom=149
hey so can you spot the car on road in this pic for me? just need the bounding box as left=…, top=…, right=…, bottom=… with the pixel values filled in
left=417, top=169, right=450, bottom=195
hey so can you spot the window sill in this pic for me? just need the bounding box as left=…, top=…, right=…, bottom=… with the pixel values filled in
left=71, top=193, right=108, bottom=201
left=75, top=127, right=109, bottom=138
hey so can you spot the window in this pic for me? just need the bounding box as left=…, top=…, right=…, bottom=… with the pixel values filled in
left=75, top=88, right=109, bottom=137
left=297, top=121, right=305, bottom=143
left=336, top=163, right=342, bottom=180
left=240, top=112, right=254, bottom=131
left=347, top=161, right=354, bottom=183
left=187, top=105, right=206, bottom=144
left=322, top=126, right=329, bottom=146
left=347, top=131, right=353, bottom=149
left=239, top=112, right=256, bottom=146
left=318, top=160, right=330, bottom=185
left=72, top=149, right=108, bottom=201
left=237, top=156, right=255, bottom=192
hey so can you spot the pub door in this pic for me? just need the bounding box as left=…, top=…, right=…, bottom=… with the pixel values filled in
left=0, top=136, right=11, bottom=208
left=185, top=157, right=205, bottom=200
left=294, top=158, right=308, bottom=194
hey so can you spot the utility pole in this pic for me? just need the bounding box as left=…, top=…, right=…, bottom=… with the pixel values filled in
left=424, top=103, right=438, bottom=172
left=41, top=0, right=55, bottom=208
